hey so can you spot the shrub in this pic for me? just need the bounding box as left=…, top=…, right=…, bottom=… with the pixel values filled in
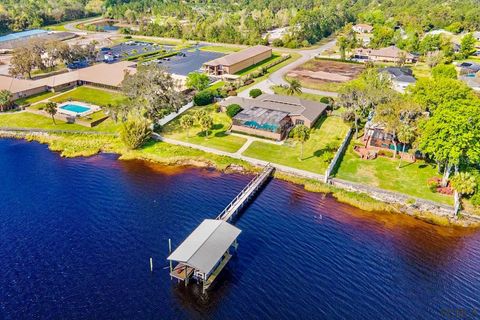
left=249, top=88, right=262, bottom=98
left=120, top=116, right=152, bottom=150
left=470, top=193, right=480, bottom=208
left=320, top=96, right=333, bottom=105
left=193, top=90, right=214, bottom=106
left=427, top=178, right=440, bottom=193
left=272, top=39, right=284, bottom=47
left=226, top=104, right=242, bottom=118
left=227, top=90, right=238, bottom=96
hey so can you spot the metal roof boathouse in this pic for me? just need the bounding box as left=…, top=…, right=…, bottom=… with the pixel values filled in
left=167, top=164, right=274, bottom=294
left=168, top=219, right=241, bottom=293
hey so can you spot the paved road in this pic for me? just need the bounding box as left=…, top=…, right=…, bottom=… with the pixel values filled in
left=239, top=39, right=338, bottom=98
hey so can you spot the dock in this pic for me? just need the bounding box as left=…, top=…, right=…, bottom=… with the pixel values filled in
left=167, top=164, right=275, bottom=293
left=217, top=164, right=275, bottom=222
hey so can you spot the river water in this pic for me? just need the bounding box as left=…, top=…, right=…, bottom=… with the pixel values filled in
left=1, top=138, right=479, bottom=319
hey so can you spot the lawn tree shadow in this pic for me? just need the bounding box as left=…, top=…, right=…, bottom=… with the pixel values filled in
left=215, top=131, right=228, bottom=138
left=302, top=142, right=339, bottom=161
left=211, top=123, right=224, bottom=130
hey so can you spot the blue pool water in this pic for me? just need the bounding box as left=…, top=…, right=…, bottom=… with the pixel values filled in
left=1, top=138, right=480, bottom=319
left=60, top=104, right=91, bottom=114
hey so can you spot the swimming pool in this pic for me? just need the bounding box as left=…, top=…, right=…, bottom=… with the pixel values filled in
left=60, top=104, right=91, bottom=114
left=57, top=101, right=100, bottom=117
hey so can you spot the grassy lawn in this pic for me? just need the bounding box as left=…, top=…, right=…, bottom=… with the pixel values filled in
left=411, top=62, right=431, bottom=79
left=0, top=112, right=119, bottom=132
left=272, top=86, right=328, bottom=103
left=238, top=52, right=302, bottom=92
left=200, top=45, right=243, bottom=53
left=334, top=140, right=453, bottom=205
left=235, top=53, right=282, bottom=76
left=50, top=86, right=126, bottom=106
left=44, top=15, right=101, bottom=31
left=242, top=116, right=350, bottom=174
left=162, top=104, right=247, bottom=153
left=209, top=81, right=226, bottom=91
left=15, top=91, right=61, bottom=106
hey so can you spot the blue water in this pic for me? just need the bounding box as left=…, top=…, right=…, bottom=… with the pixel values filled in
left=60, top=104, right=91, bottom=114
left=1, top=138, right=480, bottom=319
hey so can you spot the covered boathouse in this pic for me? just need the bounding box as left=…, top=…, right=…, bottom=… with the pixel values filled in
left=167, top=219, right=241, bottom=293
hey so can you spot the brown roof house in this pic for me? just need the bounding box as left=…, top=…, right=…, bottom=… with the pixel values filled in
left=0, top=62, right=138, bottom=100
left=352, top=24, right=374, bottom=34
left=219, top=94, right=328, bottom=140
left=354, top=46, right=416, bottom=64
left=203, top=45, right=272, bottom=76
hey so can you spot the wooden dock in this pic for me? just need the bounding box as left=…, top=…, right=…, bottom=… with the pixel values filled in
left=216, top=164, right=275, bottom=222
left=168, top=164, right=275, bottom=293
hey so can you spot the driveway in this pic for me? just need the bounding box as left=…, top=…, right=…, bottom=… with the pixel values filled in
left=239, top=39, right=338, bottom=98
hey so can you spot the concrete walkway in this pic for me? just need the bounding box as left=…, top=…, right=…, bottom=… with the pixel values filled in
left=153, top=133, right=326, bottom=181
left=158, top=102, right=194, bottom=126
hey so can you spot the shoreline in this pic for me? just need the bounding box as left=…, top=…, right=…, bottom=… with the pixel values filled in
left=2, top=131, right=480, bottom=228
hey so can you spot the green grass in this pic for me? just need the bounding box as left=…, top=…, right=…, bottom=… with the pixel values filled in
left=0, top=112, right=119, bottom=132
left=411, top=62, right=431, bottom=79
left=334, top=140, right=453, bottom=205
left=50, top=86, right=126, bottom=107
left=272, top=86, right=328, bottom=103
left=209, top=81, right=226, bottom=91
left=162, top=104, right=247, bottom=153
left=44, top=15, right=101, bottom=31
left=200, top=45, right=243, bottom=53
left=235, top=53, right=282, bottom=76
left=242, top=116, right=350, bottom=174
left=15, top=91, right=60, bottom=106
left=238, top=52, right=302, bottom=92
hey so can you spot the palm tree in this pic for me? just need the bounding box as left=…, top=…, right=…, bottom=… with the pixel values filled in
left=200, top=115, right=213, bottom=138
left=0, top=89, right=12, bottom=112
left=286, top=79, right=302, bottom=96
left=397, top=124, right=416, bottom=168
left=290, top=124, right=310, bottom=160
left=44, top=102, right=57, bottom=124
left=180, top=114, right=195, bottom=139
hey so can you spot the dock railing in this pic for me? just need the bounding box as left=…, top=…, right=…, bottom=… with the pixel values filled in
left=216, top=163, right=274, bottom=221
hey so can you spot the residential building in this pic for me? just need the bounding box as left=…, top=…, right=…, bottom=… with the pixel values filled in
left=219, top=94, right=328, bottom=140
left=0, top=62, right=138, bottom=100
left=203, top=45, right=272, bottom=76
left=353, top=46, right=417, bottom=63
left=379, top=67, right=416, bottom=92
left=352, top=24, right=374, bottom=34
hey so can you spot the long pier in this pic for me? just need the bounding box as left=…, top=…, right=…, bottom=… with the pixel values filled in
left=216, top=163, right=275, bottom=222
left=167, top=163, right=275, bottom=293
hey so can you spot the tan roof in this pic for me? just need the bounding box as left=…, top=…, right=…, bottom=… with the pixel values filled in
left=204, top=45, right=271, bottom=67
left=0, top=61, right=137, bottom=94
left=354, top=24, right=373, bottom=31
left=77, top=61, right=137, bottom=87
left=355, top=46, right=414, bottom=59
left=0, top=75, right=42, bottom=93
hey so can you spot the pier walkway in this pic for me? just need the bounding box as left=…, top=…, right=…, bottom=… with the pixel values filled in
left=168, top=163, right=274, bottom=293
left=217, top=164, right=275, bottom=222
